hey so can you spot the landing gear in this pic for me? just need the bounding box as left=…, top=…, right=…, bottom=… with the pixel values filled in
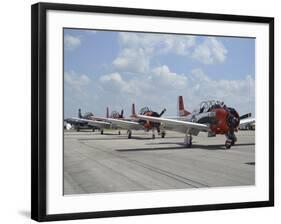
left=77, top=127, right=80, bottom=132
left=152, top=129, right=156, bottom=139
left=158, top=127, right=166, bottom=138
left=184, top=133, right=192, bottom=148
left=100, top=129, right=104, bottom=135
left=225, top=139, right=232, bottom=149
left=225, top=130, right=237, bottom=149
left=118, top=130, right=121, bottom=135
left=127, top=130, right=132, bottom=139
left=92, top=128, right=95, bottom=132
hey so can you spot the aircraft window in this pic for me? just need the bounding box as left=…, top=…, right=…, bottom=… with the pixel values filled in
left=84, top=112, right=93, bottom=118
left=199, top=102, right=209, bottom=113
left=111, top=111, right=119, bottom=117
left=199, top=100, right=225, bottom=113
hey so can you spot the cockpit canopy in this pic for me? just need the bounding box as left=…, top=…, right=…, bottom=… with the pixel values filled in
left=111, top=111, right=119, bottom=118
left=139, top=107, right=150, bottom=115
left=84, top=112, right=94, bottom=118
left=199, top=100, right=225, bottom=113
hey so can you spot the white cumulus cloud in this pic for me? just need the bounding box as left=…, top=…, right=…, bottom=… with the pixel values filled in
left=152, top=65, right=187, bottom=89
left=192, top=37, right=227, bottom=64
left=113, top=48, right=150, bottom=74
left=64, top=35, right=81, bottom=51
left=113, top=32, right=196, bottom=73
left=65, top=71, right=90, bottom=91
left=185, top=68, right=255, bottom=115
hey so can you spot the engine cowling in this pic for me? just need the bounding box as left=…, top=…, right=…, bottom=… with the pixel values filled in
left=210, top=107, right=240, bottom=134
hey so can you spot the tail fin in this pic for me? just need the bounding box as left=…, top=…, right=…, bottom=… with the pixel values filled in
left=106, top=107, right=109, bottom=118
left=78, top=108, right=82, bottom=118
left=178, top=96, right=191, bottom=116
left=131, top=103, right=136, bottom=117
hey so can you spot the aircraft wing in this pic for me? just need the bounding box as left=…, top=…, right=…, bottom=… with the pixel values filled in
left=240, top=117, right=255, bottom=126
left=68, top=117, right=111, bottom=129
left=64, top=117, right=88, bottom=125
left=106, top=118, right=143, bottom=130
left=137, top=115, right=210, bottom=133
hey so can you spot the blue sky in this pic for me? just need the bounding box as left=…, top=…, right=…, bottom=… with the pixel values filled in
left=64, top=28, right=255, bottom=118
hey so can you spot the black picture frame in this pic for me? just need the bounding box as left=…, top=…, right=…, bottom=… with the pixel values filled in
left=31, top=2, right=274, bottom=222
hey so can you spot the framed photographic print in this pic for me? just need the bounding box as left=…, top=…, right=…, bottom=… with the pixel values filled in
left=31, top=2, right=274, bottom=222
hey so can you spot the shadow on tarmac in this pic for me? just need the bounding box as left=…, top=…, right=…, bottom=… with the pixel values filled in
left=116, top=142, right=255, bottom=152
left=77, top=136, right=183, bottom=141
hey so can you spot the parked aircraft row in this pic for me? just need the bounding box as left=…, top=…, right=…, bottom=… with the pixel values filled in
left=64, top=96, right=255, bottom=149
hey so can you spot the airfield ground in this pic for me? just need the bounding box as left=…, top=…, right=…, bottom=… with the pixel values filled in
left=64, top=130, right=255, bottom=195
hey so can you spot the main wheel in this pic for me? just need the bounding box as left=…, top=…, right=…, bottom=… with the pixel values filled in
left=128, top=132, right=132, bottom=139
left=152, top=134, right=155, bottom=139
left=118, top=130, right=121, bottom=135
left=184, top=141, right=192, bottom=148
left=184, top=136, right=192, bottom=148
left=101, top=130, right=104, bottom=135
left=225, top=140, right=232, bottom=149
left=161, top=132, right=165, bottom=138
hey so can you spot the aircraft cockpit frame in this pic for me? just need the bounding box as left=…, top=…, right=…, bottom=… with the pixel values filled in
left=199, top=100, right=225, bottom=113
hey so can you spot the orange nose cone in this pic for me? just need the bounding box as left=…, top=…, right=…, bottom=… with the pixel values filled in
left=210, top=108, right=229, bottom=134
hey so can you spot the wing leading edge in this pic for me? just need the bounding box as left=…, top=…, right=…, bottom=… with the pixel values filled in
left=106, top=118, right=143, bottom=130
left=69, top=117, right=111, bottom=129
left=239, top=117, right=255, bottom=126
left=137, top=115, right=210, bottom=134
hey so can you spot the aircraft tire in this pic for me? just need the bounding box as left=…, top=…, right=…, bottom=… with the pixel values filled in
left=225, top=140, right=232, bottom=149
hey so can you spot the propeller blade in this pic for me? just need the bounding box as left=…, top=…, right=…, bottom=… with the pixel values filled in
left=159, top=108, right=166, bottom=117
left=78, top=108, right=82, bottom=118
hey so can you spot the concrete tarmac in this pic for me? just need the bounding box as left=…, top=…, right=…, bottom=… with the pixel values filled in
left=64, top=130, right=255, bottom=195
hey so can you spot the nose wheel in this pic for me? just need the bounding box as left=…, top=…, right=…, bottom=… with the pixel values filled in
left=225, top=139, right=232, bottom=149
left=225, top=130, right=237, bottom=149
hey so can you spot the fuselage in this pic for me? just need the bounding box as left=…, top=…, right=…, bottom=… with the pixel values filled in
left=180, top=100, right=240, bottom=135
